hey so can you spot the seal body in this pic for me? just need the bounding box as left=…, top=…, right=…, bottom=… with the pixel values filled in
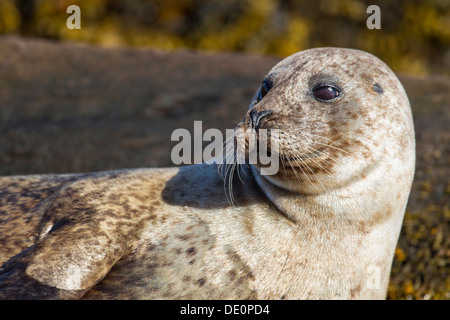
left=0, top=48, right=415, bottom=299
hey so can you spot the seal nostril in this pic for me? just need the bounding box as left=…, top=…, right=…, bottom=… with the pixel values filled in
left=250, top=109, right=273, bottom=131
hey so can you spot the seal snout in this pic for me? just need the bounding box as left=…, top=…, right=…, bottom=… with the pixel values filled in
left=249, top=109, right=273, bottom=131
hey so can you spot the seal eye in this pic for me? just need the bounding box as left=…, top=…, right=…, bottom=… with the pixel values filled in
left=313, top=85, right=340, bottom=102
left=259, top=79, right=273, bottom=100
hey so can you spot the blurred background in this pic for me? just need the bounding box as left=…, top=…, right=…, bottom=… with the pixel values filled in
left=0, top=0, right=449, bottom=76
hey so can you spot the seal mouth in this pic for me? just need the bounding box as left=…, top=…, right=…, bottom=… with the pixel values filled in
left=281, top=149, right=325, bottom=163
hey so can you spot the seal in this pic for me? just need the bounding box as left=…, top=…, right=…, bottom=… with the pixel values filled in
left=0, top=48, right=415, bottom=300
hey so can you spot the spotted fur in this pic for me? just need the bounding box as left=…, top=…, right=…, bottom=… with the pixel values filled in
left=0, top=48, right=415, bottom=299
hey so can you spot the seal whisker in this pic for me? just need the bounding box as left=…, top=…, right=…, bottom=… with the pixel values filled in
left=299, top=144, right=365, bottom=187
left=300, top=145, right=337, bottom=173
left=286, top=155, right=317, bottom=190
left=281, top=132, right=365, bottom=179
left=293, top=148, right=332, bottom=178
left=225, top=157, right=237, bottom=206
left=217, top=136, right=231, bottom=179
left=291, top=155, right=325, bottom=192
left=279, top=153, right=288, bottom=171
left=294, top=149, right=352, bottom=192
left=281, top=155, right=302, bottom=185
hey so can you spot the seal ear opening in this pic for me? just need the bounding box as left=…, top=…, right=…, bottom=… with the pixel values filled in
left=372, top=83, right=384, bottom=94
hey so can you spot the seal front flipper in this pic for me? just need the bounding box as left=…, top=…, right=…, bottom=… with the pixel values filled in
left=0, top=248, right=88, bottom=299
